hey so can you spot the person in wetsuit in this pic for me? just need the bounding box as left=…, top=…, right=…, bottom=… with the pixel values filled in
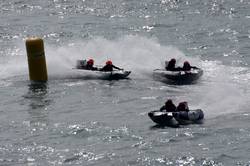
left=100, top=60, right=122, bottom=72
left=84, top=59, right=97, bottom=70
left=176, top=101, right=189, bottom=112
left=160, top=99, right=177, bottom=112
left=182, top=61, right=198, bottom=71
left=165, top=58, right=182, bottom=71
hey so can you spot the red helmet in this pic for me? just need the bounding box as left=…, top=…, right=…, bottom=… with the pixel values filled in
left=87, top=59, right=94, bottom=65
left=106, top=60, right=112, bottom=65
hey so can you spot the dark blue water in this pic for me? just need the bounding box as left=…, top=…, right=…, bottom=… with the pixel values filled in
left=1, top=0, right=250, bottom=165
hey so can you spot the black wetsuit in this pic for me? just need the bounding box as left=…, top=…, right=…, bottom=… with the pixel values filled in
left=165, top=61, right=176, bottom=71
left=182, top=63, right=198, bottom=71
left=100, top=64, right=121, bottom=71
left=84, top=64, right=97, bottom=70
left=165, top=61, right=181, bottom=71
left=160, top=104, right=176, bottom=112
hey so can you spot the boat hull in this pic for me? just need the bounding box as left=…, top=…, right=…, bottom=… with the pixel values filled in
left=173, top=109, right=204, bottom=125
left=101, top=70, right=131, bottom=80
left=74, top=68, right=131, bottom=80
left=75, top=60, right=131, bottom=80
left=153, top=68, right=203, bottom=83
left=148, top=111, right=179, bottom=127
left=148, top=109, right=204, bottom=127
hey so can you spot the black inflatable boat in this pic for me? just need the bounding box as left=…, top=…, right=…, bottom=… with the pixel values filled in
left=153, top=68, right=203, bottom=83
left=148, top=109, right=204, bottom=127
left=74, top=60, right=131, bottom=80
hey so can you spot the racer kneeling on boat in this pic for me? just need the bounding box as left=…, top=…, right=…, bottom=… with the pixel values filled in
left=160, top=99, right=189, bottom=112
left=160, top=99, right=177, bottom=112
left=176, top=101, right=189, bottom=112
left=84, top=59, right=98, bottom=70
left=165, top=58, right=181, bottom=71
left=100, top=60, right=123, bottom=72
left=182, top=61, right=198, bottom=71
left=165, top=59, right=198, bottom=71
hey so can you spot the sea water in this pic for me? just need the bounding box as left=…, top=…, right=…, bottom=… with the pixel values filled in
left=1, top=0, right=250, bottom=165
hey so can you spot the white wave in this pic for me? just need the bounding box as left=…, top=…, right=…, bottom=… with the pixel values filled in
left=1, top=35, right=250, bottom=117
left=44, top=35, right=202, bottom=77
left=0, top=35, right=201, bottom=79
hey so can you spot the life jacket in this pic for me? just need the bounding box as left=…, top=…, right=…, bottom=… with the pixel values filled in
left=166, top=104, right=176, bottom=112
left=101, top=64, right=113, bottom=71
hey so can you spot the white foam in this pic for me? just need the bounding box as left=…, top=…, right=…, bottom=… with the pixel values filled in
left=0, top=35, right=249, bottom=117
left=44, top=35, right=201, bottom=78
left=0, top=35, right=201, bottom=79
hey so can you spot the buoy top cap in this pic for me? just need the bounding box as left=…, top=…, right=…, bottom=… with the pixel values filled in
left=26, top=37, right=43, bottom=41
left=26, top=37, right=44, bottom=46
left=26, top=37, right=44, bottom=57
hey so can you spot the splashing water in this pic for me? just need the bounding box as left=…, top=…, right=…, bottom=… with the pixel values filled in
left=0, top=35, right=250, bottom=118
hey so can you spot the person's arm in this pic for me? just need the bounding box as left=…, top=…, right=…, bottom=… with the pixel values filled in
left=191, top=66, right=198, bottom=69
left=160, top=105, right=165, bottom=111
left=173, top=105, right=177, bottom=112
left=112, top=65, right=122, bottom=70
left=175, top=67, right=182, bottom=71
left=99, top=66, right=105, bottom=71
left=91, top=67, right=98, bottom=71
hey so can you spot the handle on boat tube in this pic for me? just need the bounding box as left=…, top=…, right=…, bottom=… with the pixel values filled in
left=150, top=110, right=174, bottom=116
left=113, top=68, right=124, bottom=72
left=150, top=110, right=180, bottom=117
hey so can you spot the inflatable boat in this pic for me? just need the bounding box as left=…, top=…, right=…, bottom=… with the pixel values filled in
left=100, top=70, right=131, bottom=79
left=148, top=111, right=179, bottom=127
left=74, top=68, right=131, bottom=80
left=172, top=109, right=204, bottom=125
left=74, top=60, right=131, bottom=80
left=153, top=68, right=203, bottom=83
left=148, top=109, right=204, bottom=127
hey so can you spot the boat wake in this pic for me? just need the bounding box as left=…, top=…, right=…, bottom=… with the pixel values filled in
left=0, top=36, right=250, bottom=118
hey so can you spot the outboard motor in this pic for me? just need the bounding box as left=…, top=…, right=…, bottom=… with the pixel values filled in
left=76, top=60, right=87, bottom=69
left=165, top=61, right=169, bottom=69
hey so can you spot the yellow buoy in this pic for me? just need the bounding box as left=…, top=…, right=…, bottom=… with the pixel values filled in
left=26, top=37, right=48, bottom=82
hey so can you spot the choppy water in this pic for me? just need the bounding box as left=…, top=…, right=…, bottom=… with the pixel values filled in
left=1, top=0, right=250, bottom=165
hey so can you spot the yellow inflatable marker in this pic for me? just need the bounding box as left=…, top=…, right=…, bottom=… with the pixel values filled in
left=26, top=37, right=48, bottom=82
